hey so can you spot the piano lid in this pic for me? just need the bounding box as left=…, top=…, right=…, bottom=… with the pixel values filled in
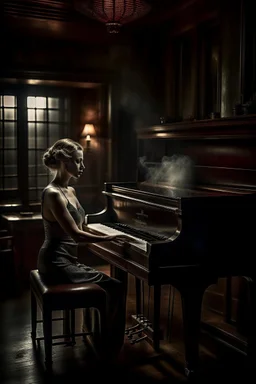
left=136, top=157, right=256, bottom=198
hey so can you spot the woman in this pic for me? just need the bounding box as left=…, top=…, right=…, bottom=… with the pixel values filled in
left=38, top=138, right=128, bottom=357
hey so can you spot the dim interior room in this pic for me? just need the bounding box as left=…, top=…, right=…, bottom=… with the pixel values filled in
left=1, top=0, right=256, bottom=383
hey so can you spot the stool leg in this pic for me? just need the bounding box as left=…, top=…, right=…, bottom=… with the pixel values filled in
left=63, top=309, right=71, bottom=343
left=82, top=308, right=92, bottom=343
left=71, top=309, right=76, bottom=345
left=84, top=308, right=92, bottom=331
left=97, top=305, right=107, bottom=359
left=43, top=307, right=52, bottom=370
left=31, top=290, right=37, bottom=341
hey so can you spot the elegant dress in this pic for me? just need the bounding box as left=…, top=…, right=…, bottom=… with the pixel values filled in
left=37, top=186, right=126, bottom=355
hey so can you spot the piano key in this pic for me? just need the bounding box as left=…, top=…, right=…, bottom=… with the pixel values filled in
left=106, top=222, right=169, bottom=241
left=86, top=223, right=148, bottom=252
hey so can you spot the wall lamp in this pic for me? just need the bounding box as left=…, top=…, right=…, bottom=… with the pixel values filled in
left=80, top=123, right=96, bottom=150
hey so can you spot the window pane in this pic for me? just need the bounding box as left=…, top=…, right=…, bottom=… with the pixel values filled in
left=4, top=150, right=17, bottom=169
left=36, top=97, right=46, bottom=109
left=64, top=111, right=70, bottom=122
left=29, top=189, right=37, bottom=201
left=48, top=123, right=59, bottom=145
left=4, top=96, right=16, bottom=107
left=36, top=123, right=47, bottom=149
left=4, top=109, right=16, bottom=120
left=63, top=123, right=68, bottom=137
left=4, top=165, right=17, bottom=175
left=28, top=150, right=35, bottom=167
left=37, top=190, right=42, bottom=200
left=38, top=176, right=47, bottom=188
left=49, top=110, right=59, bottom=122
left=37, top=150, right=45, bottom=166
left=36, top=110, right=46, bottom=121
left=38, top=165, right=47, bottom=174
left=28, top=165, right=36, bottom=176
left=37, top=123, right=47, bottom=135
left=29, top=176, right=36, bottom=186
left=28, top=123, right=35, bottom=148
left=37, top=135, right=47, bottom=149
left=28, top=109, right=35, bottom=121
left=49, top=123, right=59, bottom=134
left=48, top=98, right=59, bottom=109
left=4, top=177, right=17, bottom=189
left=4, top=122, right=17, bottom=148
left=0, top=122, right=2, bottom=147
left=27, top=97, right=35, bottom=108
left=48, top=136, right=59, bottom=146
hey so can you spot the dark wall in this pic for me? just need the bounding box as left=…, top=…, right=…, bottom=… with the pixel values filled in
left=2, top=0, right=254, bottom=188
left=163, top=0, right=254, bottom=120
left=1, top=30, right=165, bottom=185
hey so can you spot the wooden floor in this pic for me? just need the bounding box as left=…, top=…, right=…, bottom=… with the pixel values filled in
left=0, top=265, right=250, bottom=384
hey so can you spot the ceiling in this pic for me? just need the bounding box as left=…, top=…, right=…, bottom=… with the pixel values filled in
left=3, top=0, right=199, bottom=43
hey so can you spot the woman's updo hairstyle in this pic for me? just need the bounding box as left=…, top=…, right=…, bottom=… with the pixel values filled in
left=43, top=138, right=83, bottom=170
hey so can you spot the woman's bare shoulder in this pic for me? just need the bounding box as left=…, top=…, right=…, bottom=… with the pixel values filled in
left=43, top=185, right=62, bottom=201
left=69, top=186, right=76, bottom=195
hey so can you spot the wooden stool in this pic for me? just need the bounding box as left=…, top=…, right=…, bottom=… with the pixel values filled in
left=30, top=269, right=107, bottom=369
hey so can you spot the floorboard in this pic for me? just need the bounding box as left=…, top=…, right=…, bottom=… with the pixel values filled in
left=0, top=265, right=250, bottom=383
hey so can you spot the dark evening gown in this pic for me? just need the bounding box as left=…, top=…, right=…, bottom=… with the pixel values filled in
left=37, top=186, right=126, bottom=355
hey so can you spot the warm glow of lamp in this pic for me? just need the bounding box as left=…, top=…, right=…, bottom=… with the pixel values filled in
left=81, top=123, right=96, bottom=150
left=81, top=123, right=95, bottom=137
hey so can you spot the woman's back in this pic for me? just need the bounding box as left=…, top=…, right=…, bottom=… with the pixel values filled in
left=38, top=186, right=86, bottom=279
left=41, top=186, right=85, bottom=241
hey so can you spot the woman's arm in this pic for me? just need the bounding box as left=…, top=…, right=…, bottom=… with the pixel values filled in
left=45, top=188, right=126, bottom=243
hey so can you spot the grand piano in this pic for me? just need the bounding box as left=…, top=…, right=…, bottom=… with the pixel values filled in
left=84, top=115, right=256, bottom=378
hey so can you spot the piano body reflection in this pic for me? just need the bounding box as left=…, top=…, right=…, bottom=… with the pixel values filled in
left=84, top=116, right=256, bottom=377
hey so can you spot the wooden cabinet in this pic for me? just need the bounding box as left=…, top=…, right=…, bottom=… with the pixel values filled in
left=1, top=213, right=44, bottom=286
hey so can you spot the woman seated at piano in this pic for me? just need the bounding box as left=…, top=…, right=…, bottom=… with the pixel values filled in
left=37, top=138, right=128, bottom=356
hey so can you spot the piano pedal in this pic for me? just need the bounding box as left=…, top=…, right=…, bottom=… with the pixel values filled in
left=134, top=314, right=151, bottom=326
left=127, top=327, right=145, bottom=339
left=141, top=319, right=151, bottom=327
left=130, top=334, right=148, bottom=344
left=125, top=323, right=140, bottom=335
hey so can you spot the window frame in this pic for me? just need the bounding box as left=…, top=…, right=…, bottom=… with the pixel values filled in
left=0, top=83, right=75, bottom=207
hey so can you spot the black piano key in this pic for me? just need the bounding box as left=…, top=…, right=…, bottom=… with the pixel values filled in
left=105, top=222, right=169, bottom=242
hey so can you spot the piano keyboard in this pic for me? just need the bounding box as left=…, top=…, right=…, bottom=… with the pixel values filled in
left=86, top=223, right=148, bottom=252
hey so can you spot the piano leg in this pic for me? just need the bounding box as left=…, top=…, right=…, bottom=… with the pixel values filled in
left=179, top=281, right=213, bottom=379
left=135, top=278, right=141, bottom=316
left=153, top=284, right=161, bottom=351
left=109, top=265, right=128, bottom=352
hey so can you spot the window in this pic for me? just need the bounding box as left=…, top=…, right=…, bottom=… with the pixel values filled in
left=0, top=88, right=70, bottom=206
left=0, top=95, right=18, bottom=193
left=27, top=95, right=69, bottom=201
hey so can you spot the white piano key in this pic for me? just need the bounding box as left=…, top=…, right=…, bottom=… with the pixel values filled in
left=87, top=223, right=148, bottom=252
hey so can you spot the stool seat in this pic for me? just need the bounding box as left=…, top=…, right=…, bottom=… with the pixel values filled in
left=30, top=269, right=107, bottom=370
left=30, top=269, right=106, bottom=310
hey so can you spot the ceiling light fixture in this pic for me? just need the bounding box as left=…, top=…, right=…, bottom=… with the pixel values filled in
left=74, top=0, right=151, bottom=34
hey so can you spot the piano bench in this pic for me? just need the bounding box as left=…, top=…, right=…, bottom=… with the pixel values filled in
left=29, top=269, right=107, bottom=370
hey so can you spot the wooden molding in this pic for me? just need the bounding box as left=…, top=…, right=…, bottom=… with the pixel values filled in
left=136, top=115, right=256, bottom=140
